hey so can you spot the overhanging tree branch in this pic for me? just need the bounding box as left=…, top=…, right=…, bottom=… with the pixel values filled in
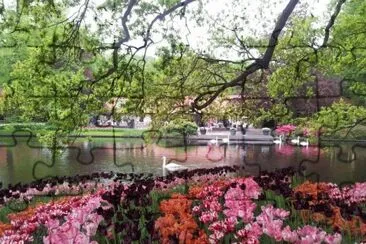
left=114, top=0, right=138, bottom=48
left=144, top=0, right=196, bottom=43
left=91, top=0, right=196, bottom=84
left=321, top=0, right=347, bottom=47
left=193, top=0, right=300, bottom=110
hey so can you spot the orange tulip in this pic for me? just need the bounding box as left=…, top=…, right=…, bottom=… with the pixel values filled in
left=155, top=193, right=208, bottom=243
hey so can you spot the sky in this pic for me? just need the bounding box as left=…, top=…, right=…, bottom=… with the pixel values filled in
left=3, top=0, right=332, bottom=58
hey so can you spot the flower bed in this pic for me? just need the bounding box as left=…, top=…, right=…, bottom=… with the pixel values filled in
left=0, top=167, right=365, bottom=243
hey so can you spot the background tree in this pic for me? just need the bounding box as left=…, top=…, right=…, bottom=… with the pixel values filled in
left=1, top=0, right=366, bottom=142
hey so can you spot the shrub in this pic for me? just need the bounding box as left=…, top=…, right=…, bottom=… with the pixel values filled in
left=162, top=119, right=198, bottom=136
left=275, top=124, right=296, bottom=136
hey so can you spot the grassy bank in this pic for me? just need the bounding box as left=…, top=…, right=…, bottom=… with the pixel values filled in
left=0, top=123, right=195, bottom=139
left=81, top=128, right=146, bottom=137
left=0, top=123, right=146, bottom=137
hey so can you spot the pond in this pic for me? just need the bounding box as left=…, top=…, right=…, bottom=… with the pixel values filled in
left=0, top=136, right=365, bottom=185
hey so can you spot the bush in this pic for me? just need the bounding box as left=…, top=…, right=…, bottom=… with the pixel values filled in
left=162, top=119, right=198, bottom=136
left=275, top=124, right=296, bottom=136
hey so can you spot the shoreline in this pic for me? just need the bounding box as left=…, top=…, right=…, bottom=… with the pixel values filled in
left=1, top=133, right=366, bottom=143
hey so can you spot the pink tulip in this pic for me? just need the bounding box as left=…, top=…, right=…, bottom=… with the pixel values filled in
left=84, top=221, right=99, bottom=237
left=74, top=232, right=89, bottom=244
left=281, top=226, right=298, bottom=242
left=199, top=211, right=218, bottom=223
left=224, top=217, right=237, bottom=232
left=324, top=233, right=342, bottom=244
left=192, top=205, right=201, bottom=214
left=224, top=200, right=256, bottom=222
left=236, top=223, right=262, bottom=243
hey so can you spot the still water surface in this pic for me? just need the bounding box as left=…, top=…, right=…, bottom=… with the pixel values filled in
left=0, top=137, right=365, bottom=185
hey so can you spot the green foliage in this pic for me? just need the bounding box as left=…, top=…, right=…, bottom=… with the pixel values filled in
left=0, top=1, right=116, bottom=146
left=1, top=0, right=366, bottom=143
left=308, top=99, right=366, bottom=136
left=269, top=17, right=319, bottom=98
left=252, top=104, right=294, bottom=128
left=0, top=48, right=26, bottom=86
left=319, top=0, right=366, bottom=106
left=0, top=195, right=64, bottom=223
left=32, top=225, right=48, bottom=244
left=158, top=0, right=181, bottom=8
left=0, top=204, right=14, bottom=223
left=162, top=118, right=198, bottom=136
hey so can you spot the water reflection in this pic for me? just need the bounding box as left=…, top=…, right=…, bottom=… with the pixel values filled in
left=0, top=137, right=365, bottom=185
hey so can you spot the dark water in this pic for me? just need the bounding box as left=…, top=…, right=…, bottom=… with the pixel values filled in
left=0, top=137, right=365, bottom=185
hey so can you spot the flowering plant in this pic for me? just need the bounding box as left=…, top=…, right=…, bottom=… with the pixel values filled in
left=0, top=166, right=365, bottom=243
left=275, top=124, right=296, bottom=135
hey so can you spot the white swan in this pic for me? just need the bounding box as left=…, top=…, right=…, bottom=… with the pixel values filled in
left=273, top=135, right=283, bottom=144
left=291, top=136, right=300, bottom=145
left=209, top=136, right=219, bottom=145
left=162, top=156, right=188, bottom=171
left=222, top=135, right=230, bottom=144
left=300, top=139, right=309, bottom=147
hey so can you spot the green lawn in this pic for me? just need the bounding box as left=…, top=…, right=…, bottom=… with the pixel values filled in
left=80, top=128, right=146, bottom=137
left=0, top=123, right=195, bottom=139
left=0, top=123, right=146, bottom=137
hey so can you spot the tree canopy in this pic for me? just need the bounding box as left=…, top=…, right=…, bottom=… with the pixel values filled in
left=1, top=0, right=366, bottom=140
